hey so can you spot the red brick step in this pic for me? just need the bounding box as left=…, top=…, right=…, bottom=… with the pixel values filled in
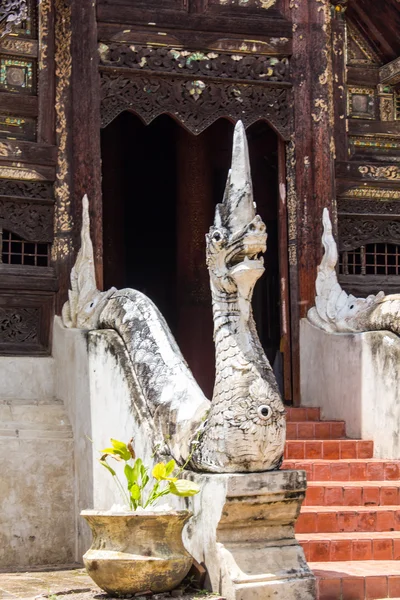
left=282, top=459, right=400, bottom=482
left=285, top=440, right=373, bottom=460
left=311, top=560, right=400, bottom=599
left=305, top=481, right=400, bottom=507
left=297, top=505, right=400, bottom=534
left=298, top=532, right=400, bottom=562
left=286, top=407, right=321, bottom=422
left=287, top=421, right=346, bottom=440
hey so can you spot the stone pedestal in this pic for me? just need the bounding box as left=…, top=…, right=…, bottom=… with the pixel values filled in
left=182, top=469, right=316, bottom=600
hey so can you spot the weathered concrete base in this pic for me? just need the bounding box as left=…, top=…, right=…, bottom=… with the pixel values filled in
left=300, top=318, right=400, bottom=458
left=182, top=470, right=316, bottom=600
left=0, top=357, right=75, bottom=569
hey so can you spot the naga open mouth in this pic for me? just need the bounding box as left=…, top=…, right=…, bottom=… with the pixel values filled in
left=228, top=237, right=267, bottom=271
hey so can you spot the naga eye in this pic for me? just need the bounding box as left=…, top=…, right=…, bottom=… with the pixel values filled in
left=257, top=405, right=272, bottom=420
left=213, top=231, right=222, bottom=241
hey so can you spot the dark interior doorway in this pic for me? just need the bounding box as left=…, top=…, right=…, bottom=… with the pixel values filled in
left=101, top=113, right=281, bottom=398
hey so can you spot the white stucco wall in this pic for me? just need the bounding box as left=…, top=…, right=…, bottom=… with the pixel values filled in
left=53, top=317, right=155, bottom=560
left=300, top=318, right=400, bottom=459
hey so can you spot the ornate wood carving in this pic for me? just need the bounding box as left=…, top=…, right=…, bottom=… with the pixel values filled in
left=100, top=72, right=291, bottom=138
left=98, top=44, right=290, bottom=83
left=338, top=216, right=400, bottom=251
left=338, top=198, right=400, bottom=216
left=380, top=56, right=400, bottom=86
left=0, top=290, right=54, bottom=355
left=0, top=306, right=39, bottom=343
left=0, top=198, right=53, bottom=242
left=0, top=1, right=28, bottom=39
left=0, top=179, right=53, bottom=199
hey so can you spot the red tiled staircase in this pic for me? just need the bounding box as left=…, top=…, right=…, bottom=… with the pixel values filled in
left=282, top=407, right=400, bottom=600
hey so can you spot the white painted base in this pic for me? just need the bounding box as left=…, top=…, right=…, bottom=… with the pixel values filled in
left=182, top=470, right=316, bottom=600
left=300, top=318, right=400, bottom=458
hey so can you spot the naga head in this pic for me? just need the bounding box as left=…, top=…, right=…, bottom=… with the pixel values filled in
left=308, top=208, right=385, bottom=333
left=206, top=121, right=267, bottom=303
left=62, top=195, right=115, bottom=329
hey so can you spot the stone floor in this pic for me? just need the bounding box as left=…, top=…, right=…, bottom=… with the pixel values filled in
left=0, top=567, right=220, bottom=600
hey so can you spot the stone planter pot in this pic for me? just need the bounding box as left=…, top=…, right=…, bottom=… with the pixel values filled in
left=81, top=510, right=193, bottom=596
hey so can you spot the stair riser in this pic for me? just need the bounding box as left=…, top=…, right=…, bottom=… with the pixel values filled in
left=285, top=441, right=373, bottom=461
left=286, top=407, right=321, bottom=422
left=302, top=539, right=400, bottom=562
left=305, top=485, right=400, bottom=507
left=287, top=422, right=346, bottom=440
left=297, top=509, right=400, bottom=534
left=318, top=575, right=400, bottom=600
left=282, top=461, right=400, bottom=481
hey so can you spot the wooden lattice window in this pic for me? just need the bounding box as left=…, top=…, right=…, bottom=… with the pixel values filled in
left=0, top=229, right=50, bottom=267
left=340, top=243, right=400, bottom=276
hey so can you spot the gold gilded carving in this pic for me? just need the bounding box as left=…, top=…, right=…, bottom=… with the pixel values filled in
left=347, top=22, right=381, bottom=67
left=286, top=136, right=297, bottom=266
left=358, top=165, right=400, bottom=181
left=0, top=166, right=45, bottom=180
left=53, top=0, right=72, bottom=246
left=39, top=0, right=51, bottom=70
left=345, top=187, right=400, bottom=200
left=350, top=137, right=400, bottom=150
left=380, top=57, right=400, bottom=87
left=0, top=38, right=36, bottom=56
left=0, top=140, right=21, bottom=156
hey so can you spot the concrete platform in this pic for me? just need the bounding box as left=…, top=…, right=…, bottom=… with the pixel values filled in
left=0, top=567, right=223, bottom=600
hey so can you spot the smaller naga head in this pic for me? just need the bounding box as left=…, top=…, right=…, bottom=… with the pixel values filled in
left=62, top=194, right=115, bottom=329
left=206, top=121, right=267, bottom=303
left=308, top=208, right=385, bottom=333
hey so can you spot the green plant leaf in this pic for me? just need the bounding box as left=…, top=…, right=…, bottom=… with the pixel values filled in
left=99, top=459, right=116, bottom=477
left=110, top=439, right=131, bottom=461
left=124, top=464, right=137, bottom=487
left=152, top=462, right=167, bottom=481
left=130, top=483, right=141, bottom=501
left=169, top=479, right=200, bottom=497
left=132, top=458, right=142, bottom=481
left=165, top=459, right=176, bottom=476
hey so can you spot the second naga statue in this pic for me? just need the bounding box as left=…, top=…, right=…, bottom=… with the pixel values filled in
left=62, top=121, right=286, bottom=474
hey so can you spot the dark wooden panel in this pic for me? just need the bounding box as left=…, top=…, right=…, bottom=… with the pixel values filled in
left=0, top=266, right=58, bottom=291
left=348, top=120, right=400, bottom=136
left=347, top=66, right=379, bottom=86
left=0, top=139, right=56, bottom=166
left=0, top=92, right=38, bottom=117
left=0, top=291, right=54, bottom=356
left=97, top=23, right=292, bottom=54
left=97, top=6, right=292, bottom=37
left=339, top=274, right=400, bottom=297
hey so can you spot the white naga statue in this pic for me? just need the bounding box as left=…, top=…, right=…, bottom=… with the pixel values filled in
left=62, top=121, right=286, bottom=473
left=308, top=208, right=400, bottom=334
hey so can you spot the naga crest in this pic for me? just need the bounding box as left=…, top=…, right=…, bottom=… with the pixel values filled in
left=307, top=208, right=385, bottom=333
left=62, top=194, right=115, bottom=329
left=206, top=121, right=267, bottom=303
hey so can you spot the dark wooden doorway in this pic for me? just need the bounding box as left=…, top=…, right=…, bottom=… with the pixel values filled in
left=101, top=113, right=289, bottom=399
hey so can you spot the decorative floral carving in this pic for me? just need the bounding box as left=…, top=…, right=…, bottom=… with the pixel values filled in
left=54, top=0, right=72, bottom=251
left=0, top=307, right=39, bottom=344
left=0, top=179, right=53, bottom=199
left=338, top=216, right=400, bottom=250
left=344, top=187, right=400, bottom=200
left=0, top=0, right=28, bottom=39
left=338, top=199, right=400, bottom=215
left=0, top=198, right=53, bottom=241
left=99, top=45, right=290, bottom=83
left=358, top=165, right=400, bottom=181
left=100, top=72, right=291, bottom=139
